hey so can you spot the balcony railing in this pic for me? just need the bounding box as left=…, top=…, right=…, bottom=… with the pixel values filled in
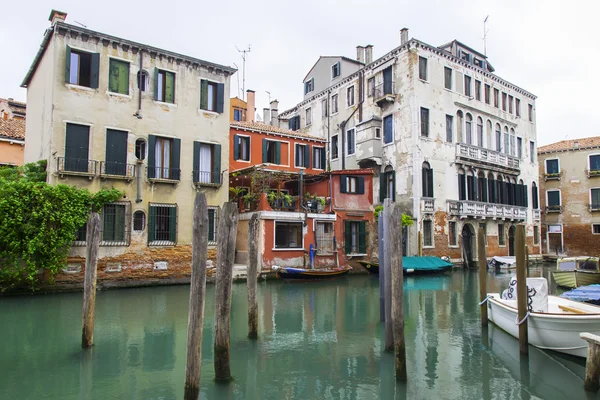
left=533, top=209, right=541, bottom=221
left=268, top=196, right=299, bottom=212
left=193, top=170, right=222, bottom=187
left=455, top=143, right=520, bottom=170
left=421, top=198, right=435, bottom=214
left=57, top=157, right=97, bottom=177
left=545, top=205, right=563, bottom=213
left=373, top=81, right=395, bottom=105
left=448, top=200, right=527, bottom=221
left=99, top=161, right=136, bottom=180
left=147, top=167, right=181, bottom=182
left=586, top=169, right=600, bottom=178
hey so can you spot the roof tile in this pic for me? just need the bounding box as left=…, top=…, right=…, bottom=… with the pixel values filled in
left=0, top=118, right=26, bottom=140
left=230, top=121, right=326, bottom=141
left=538, top=136, right=600, bottom=154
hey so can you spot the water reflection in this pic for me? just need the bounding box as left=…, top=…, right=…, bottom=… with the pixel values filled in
left=0, top=265, right=591, bottom=400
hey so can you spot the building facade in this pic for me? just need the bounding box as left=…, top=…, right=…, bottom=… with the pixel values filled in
left=0, top=97, right=26, bottom=166
left=280, top=29, right=540, bottom=265
left=538, top=137, right=600, bottom=255
left=230, top=89, right=255, bottom=122
left=22, top=10, right=235, bottom=279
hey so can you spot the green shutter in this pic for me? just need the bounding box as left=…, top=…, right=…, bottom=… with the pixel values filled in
left=345, top=220, right=352, bottom=254
left=147, top=135, right=156, bottom=178
left=193, top=141, right=200, bottom=183
left=109, top=59, right=119, bottom=93
left=380, top=172, right=386, bottom=202
left=262, top=139, right=268, bottom=163
left=321, top=148, right=326, bottom=169
left=148, top=205, right=156, bottom=243
left=216, top=83, right=225, bottom=113
left=295, top=144, right=299, bottom=166
left=304, top=145, right=310, bottom=168
left=357, top=177, right=365, bottom=194
left=275, top=141, right=281, bottom=164
left=154, top=68, right=159, bottom=100
left=105, top=129, right=128, bottom=175
left=428, top=169, right=434, bottom=197
left=65, top=123, right=90, bottom=173
left=358, top=221, right=367, bottom=253
left=200, top=80, right=208, bottom=110
left=172, top=138, right=181, bottom=180
left=169, top=206, right=177, bottom=243
left=165, top=71, right=175, bottom=103
left=213, top=144, right=221, bottom=184
left=109, top=59, right=129, bottom=95
left=340, top=175, right=347, bottom=193
left=208, top=209, right=215, bottom=242
left=91, top=53, right=100, bottom=89
left=65, top=45, right=72, bottom=83
left=391, top=173, right=396, bottom=201
left=233, top=135, right=240, bottom=160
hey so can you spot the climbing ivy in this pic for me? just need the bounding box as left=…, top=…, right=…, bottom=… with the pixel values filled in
left=0, top=161, right=123, bottom=290
left=374, top=205, right=414, bottom=226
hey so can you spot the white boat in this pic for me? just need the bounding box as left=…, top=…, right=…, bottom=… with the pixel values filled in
left=488, top=256, right=516, bottom=270
left=487, top=277, right=600, bottom=358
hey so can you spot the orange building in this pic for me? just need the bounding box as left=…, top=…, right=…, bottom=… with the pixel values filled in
left=0, top=98, right=26, bottom=166
left=229, top=121, right=373, bottom=269
left=230, top=90, right=255, bottom=122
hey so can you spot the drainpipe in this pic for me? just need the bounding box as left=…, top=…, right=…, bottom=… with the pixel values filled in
left=136, top=50, right=143, bottom=119
left=327, top=90, right=333, bottom=213
left=135, top=160, right=143, bottom=203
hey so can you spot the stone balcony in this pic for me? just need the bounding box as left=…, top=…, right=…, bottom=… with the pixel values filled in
left=448, top=200, right=527, bottom=221
left=455, top=143, right=520, bottom=172
left=421, top=198, right=435, bottom=214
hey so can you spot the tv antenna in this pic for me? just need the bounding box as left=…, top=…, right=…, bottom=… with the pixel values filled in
left=74, top=21, right=87, bottom=28
left=236, top=45, right=251, bottom=101
left=233, top=63, right=241, bottom=99
left=483, top=15, right=489, bottom=56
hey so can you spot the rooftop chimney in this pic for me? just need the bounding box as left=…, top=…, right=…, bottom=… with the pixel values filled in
left=365, top=45, right=373, bottom=64
left=574, top=140, right=579, bottom=148
left=263, top=108, right=271, bottom=125
left=356, top=46, right=365, bottom=63
left=400, top=28, right=409, bottom=46
left=246, top=90, right=255, bottom=122
left=49, top=9, right=67, bottom=25
left=270, top=100, right=279, bottom=126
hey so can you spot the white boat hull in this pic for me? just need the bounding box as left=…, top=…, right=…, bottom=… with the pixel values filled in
left=487, top=293, right=600, bottom=358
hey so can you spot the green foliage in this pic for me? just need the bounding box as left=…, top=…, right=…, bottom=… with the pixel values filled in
left=0, top=163, right=122, bottom=290
left=374, top=205, right=414, bottom=227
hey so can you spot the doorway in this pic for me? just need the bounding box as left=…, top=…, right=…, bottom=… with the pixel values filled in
left=508, top=226, right=516, bottom=256
left=461, top=224, right=474, bottom=268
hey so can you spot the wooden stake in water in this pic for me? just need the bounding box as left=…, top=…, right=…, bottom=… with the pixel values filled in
left=478, top=227, right=488, bottom=327
left=390, top=206, right=407, bottom=380
left=580, top=332, right=600, bottom=392
left=383, top=199, right=393, bottom=352
left=379, top=216, right=385, bottom=322
left=184, top=193, right=209, bottom=400
left=82, top=212, right=100, bottom=348
left=247, top=214, right=259, bottom=339
left=214, top=202, right=238, bottom=382
left=417, top=231, right=423, bottom=257
left=516, top=225, right=528, bottom=355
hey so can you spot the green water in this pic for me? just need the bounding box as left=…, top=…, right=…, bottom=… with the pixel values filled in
left=0, top=266, right=595, bottom=399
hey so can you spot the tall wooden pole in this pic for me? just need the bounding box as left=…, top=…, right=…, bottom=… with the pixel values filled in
left=390, top=206, right=407, bottom=380
left=383, top=199, right=393, bottom=351
left=478, top=227, right=488, bottom=327
left=247, top=214, right=259, bottom=339
left=82, top=212, right=100, bottom=348
left=184, top=193, right=209, bottom=400
left=516, top=225, right=528, bottom=355
left=417, top=231, right=423, bottom=256
left=525, top=244, right=530, bottom=272
left=379, top=213, right=385, bottom=322
left=214, top=202, right=238, bottom=382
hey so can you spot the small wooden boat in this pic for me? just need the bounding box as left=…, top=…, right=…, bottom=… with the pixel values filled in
left=357, top=261, right=379, bottom=274
left=272, top=266, right=351, bottom=280
left=488, top=256, right=516, bottom=270
left=357, top=257, right=453, bottom=275
left=552, top=256, right=600, bottom=288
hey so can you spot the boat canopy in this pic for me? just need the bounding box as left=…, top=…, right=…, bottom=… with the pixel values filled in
left=403, top=256, right=452, bottom=271
left=561, top=284, right=600, bottom=303
left=501, top=277, right=548, bottom=313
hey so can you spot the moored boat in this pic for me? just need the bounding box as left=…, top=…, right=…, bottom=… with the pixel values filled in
left=272, top=266, right=352, bottom=280
left=552, top=256, right=600, bottom=288
left=488, top=256, right=516, bottom=270
left=357, top=261, right=379, bottom=274
left=357, top=256, right=453, bottom=275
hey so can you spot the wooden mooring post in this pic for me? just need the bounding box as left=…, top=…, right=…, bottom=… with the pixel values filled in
left=82, top=212, right=100, bottom=348
left=383, top=199, right=393, bottom=351
left=379, top=215, right=385, bottom=322
left=214, top=202, right=238, bottom=382
left=478, top=227, right=488, bottom=327
left=515, top=225, right=528, bottom=355
left=247, top=214, right=259, bottom=339
left=184, top=193, right=209, bottom=400
left=390, top=206, right=407, bottom=380
left=580, top=333, right=600, bottom=392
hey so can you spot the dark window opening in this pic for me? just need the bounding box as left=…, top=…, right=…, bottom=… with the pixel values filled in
left=331, top=135, right=339, bottom=159
left=68, top=50, right=92, bottom=87
left=423, top=220, right=433, bottom=247
left=420, top=107, right=429, bottom=137
left=133, top=210, right=145, bottom=231
left=419, top=57, right=428, bottom=80
left=135, top=139, right=147, bottom=161
left=275, top=221, right=303, bottom=249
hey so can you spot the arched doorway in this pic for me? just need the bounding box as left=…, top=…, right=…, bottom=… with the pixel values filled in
left=461, top=223, right=475, bottom=268
left=508, top=226, right=516, bottom=256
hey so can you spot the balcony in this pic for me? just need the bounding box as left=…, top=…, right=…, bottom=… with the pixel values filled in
left=57, top=157, right=97, bottom=179
left=586, top=169, right=600, bottom=178
left=448, top=200, right=527, bottom=221
left=545, top=205, right=563, bottom=213
left=99, top=161, right=136, bottom=181
left=373, top=81, right=395, bottom=106
left=543, top=171, right=563, bottom=181
left=533, top=209, right=541, bottom=221
left=421, top=198, right=435, bottom=214
left=147, top=167, right=181, bottom=184
left=455, top=143, right=520, bottom=171
left=193, top=170, right=223, bottom=188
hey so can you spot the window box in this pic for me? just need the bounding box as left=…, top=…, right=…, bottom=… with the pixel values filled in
left=587, top=169, right=600, bottom=178
left=543, top=172, right=562, bottom=181
left=545, top=205, right=563, bottom=213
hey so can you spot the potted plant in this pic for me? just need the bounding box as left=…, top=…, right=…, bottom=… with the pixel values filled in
left=282, top=193, right=294, bottom=209
left=267, top=191, right=282, bottom=209
left=317, top=196, right=327, bottom=212
left=241, top=193, right=256, bottom=210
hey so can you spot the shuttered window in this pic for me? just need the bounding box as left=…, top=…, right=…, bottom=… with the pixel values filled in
left=458, top=173, right=466, bottom=200
left=101, top=202, right=130, bottom=245
left=288, top=116, right=301, bottom=131
left=65, top=123, right=90, bottom=173
left=418, top=57, right=428, bottom=81
left=347, top=129, right=355, bottom=155
left=262, top=139, right=281, bottom=164
left=423, top=220, right=433, bottom=247
left=444, top=67, right=452, bottom=90
left=104, top=129, right=128, bottom=176
left=108, top=59, right=130, bottom=95
left=148, top=203, right=177, bottom=245
left=233, top=135, right=250, bottom=161
left=546, top=159, right=559, bottom=174
left=445, top=115, right=453, bottom=143
left=590, top=155, right=600, bottom=173
left=147, top=135, right=181, bottom=180
left=200, top=79, right=224, bottom=113
left=312, top=147, right=325, bottom=169
left=331, top=135, right=339, bottom=159
left=383, top=115, right=393, bottom=144
left=422, top=164, right=434, bottom=198
left=295, top=144, right=310, bottom=168
left=345, top=220, right=366, bottom=254
left=193, top=142, right=221, bottom=184
left=208, top=207, right=218, bottom=244
left=155, top=69, right=175, bottom=103
left=380, top=170, right=395, bottom=202
left=65, top=46, right=99, bottom=88
left=547, top=190, right=561, bottom=207
left=332, top=62, right=341, bottom=78
left=340, top=175, right=364, bottom=194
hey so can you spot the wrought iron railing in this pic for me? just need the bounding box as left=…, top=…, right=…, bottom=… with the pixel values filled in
left=455, top=143, right=520, bottom=170
left=533, top=209, right=541, bottom=221
left=373, top=81, right=395, bottom=101
left=57, top=157, right=97, bottom=175
left=100, top=161, right=136, bottom=179
left=193, top=170, right=222, bottom=186
left=147, top=167, right=181, bottom=181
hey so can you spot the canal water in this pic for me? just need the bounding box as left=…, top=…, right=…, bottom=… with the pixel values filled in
left=1, top=265, right=596, bottom=399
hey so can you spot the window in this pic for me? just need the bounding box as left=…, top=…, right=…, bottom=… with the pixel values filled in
left=104, top=129, right=128, bottom=176
left=503, top=127, right=509, bottom=155
left=149, top=136, right=181, bottom=180
left=494, top=88, right=499, bottom=108
left=233, top=135, right=250, bottom=162
left=368, top=77, right=375, bottom=97
left=345, top=220, right=367, bottom=254
left=446, top=115, right=453, bottom=142
left=305, top=107, right=312, bottom=126
left=331, top=94, right=339, bottom=114
left=533, top=226, right=539, bottom=245
left=508, top=95, right=514, bottom=114
left=458, top=171, right=466, bottom=200
left=460, top=51, right=471, bottom=62
left=422, top=162, right=434, bottom=197
left=501, top=92, right=507, bottom=111
left=475, top=80, right=481, bottom=101
left=589, top=155, right=600, bottom=173
left=295, top=144, right=309, bottom=168
left=313, top=147, right=325, bottom=169
left=101, top=203, right=128, bottom=244
left=509, top=128, right=516, bottom=156
left=423, top=220, right=433, bottom=247
left=419, top=57, right=428, bottom=81
left=316, top=222, right=334, bottom=254
left=208, top=208, right=218, bottom=244
left=528, top=104, right=534, bottom=121
left=444, top=67, right=452, bottom=90
left=148, top=203, right=177, bottom=245
left=347, top=128, right=355, bottom=155
left=193, top=142, right=221, bottom=184
left=484, top=84, right=490, bottom=104
left=591, top=189, right=600, bottom=210
left=288, top=115, right=300, bottom=131
left=347, top=86, right=355, bottom=106
left=498, top=224, right=505, bottom=246
left=233, top=109, right=243, bottom=121
left=530, top=141, right=535, bottom=162
left=383, top=114, right=393, bottom=144
left=108, top=59, right=129, bottom=95
left=448, top=221, right=457, bottom=246
left=65, top=46, right=99, bottom=88
left=593, top=224, right=600, bottom=234
left=532, top=182, right=539, bottom=209
left=341, top=175, right=364, bottom=194
left=133, top=210, right=145, bottom=231
left=262, top=139, right=281, bottom=164
left=304, top=78, right=314, bottom=94
left=464, top=75, right=472, bottom=97
left=64, top=123, right=90, bottom=173
left=332, top=62, right=341, bottom=79
left=515, top=98, right=521, bottom=117
left=321, top=99, right=328, bottom=118
left=465, top=114, right=473, bottom=145
left=331, top=135, right=339, bottom=159
left=375, top=128, right=381, bottom=138
left=477, top=117, right=483, bottom=147
left=275, top=221, right=303, bottom=249
left=547, top=190, right=561, bottom=210
left=380, top=168, right=395, bottom=202
left=456, top=111, right=464, bottom=142
left=200, top=79, right=224, bottom=112
left=517, top=137, right=522, bottom=158
left=135, top=139, right=146, bottom=161
left=156, top=69, right=175, bottom=103
left=546, top=159, right=559, bottom=174
left=420, top=107, right=429, bottom=137
left=137, top=70, right=149, bottom=91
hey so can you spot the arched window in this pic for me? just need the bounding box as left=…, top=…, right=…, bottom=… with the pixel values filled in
left=510, top=128, right=516, bottom=156
left=477, top=171, right=487, bottom=202
left=487, top=172, right=496, bottom=203
left=503, top=126, right=509, bottom=155
left=137, top=70, right=150, bottom=92
left=133, top=210, right=146, bottom=231
left=497, top=174, right=505, bottom=204
left=458, top=168, right=466, bottom=200
left=465, top=113, right=473, bottom=145
left=456, top=110, right=464, bottom=143
left=467, top=169, right=476, bottom=201
left=495, top=123, right=502, bottom=152
left=508, top=177, right=515, bottom=205
left=477, top=117, right=484, bottom=148
left=422, top=162, right=434, bottom=198
left=517, top=179, right=527, bottom=207
left=380, top=166, right=395, bottom=202
left=135, top=138, right=147, bottom=161
left=486, top=120, right=493, bottom=150
left=532, top=182, right=539, bottom=209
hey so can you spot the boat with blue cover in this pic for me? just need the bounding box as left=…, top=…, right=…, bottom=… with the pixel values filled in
left=561, top=284, right=600, bottom=305
left=358, top=256, right=453, bottom=275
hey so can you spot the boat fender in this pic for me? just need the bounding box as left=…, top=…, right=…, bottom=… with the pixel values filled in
left=515, top=311, right=530, bottom=326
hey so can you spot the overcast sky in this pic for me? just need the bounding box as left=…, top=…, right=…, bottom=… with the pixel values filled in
left=1, top=0, right=598, bottom=145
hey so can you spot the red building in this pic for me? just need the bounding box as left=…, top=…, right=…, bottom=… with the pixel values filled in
left=229, top=121, right=374, bottom=269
